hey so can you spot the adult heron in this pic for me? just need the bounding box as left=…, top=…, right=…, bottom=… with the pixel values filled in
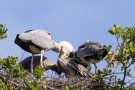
left=15, top=30, right=60, bottom=73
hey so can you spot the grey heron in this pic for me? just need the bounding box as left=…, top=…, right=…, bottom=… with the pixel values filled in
left=15, top=30, right=60, bottom=73
left=74, top=40, right=108, bottom=72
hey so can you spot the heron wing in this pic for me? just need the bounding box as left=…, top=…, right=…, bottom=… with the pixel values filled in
left=19, top=30, right=51, bottom=40
left=29, top=30, right=52, bottom=39
left=19, top=30, right=54, bottom=49
left=57, top=58, right=76, bottom=76
left=77, top=45, right=97, bottom=58
left=32, top=35, right=54, bottom=49
left=77, top=41, right=103, bottom=58
left=43, top=59, right=57, bottom=70
left=77, top=64, right=88, bottom=76
left=19, top=56, right=57, bottom=71
left=76, top=41, right=108, bottom=64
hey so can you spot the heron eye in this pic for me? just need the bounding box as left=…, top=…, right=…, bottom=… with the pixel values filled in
left=69, top=52, right=73, bottom=58
left=48, top=33, right=51, bottom=35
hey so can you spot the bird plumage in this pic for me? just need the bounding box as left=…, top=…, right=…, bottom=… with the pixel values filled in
left=18, top=39, right=108, bottom=77
left=57, top=58, right=88, bottom=77
left=20, top=56, right=88, bottom=77
left=15, top=29, right=60, bottom=73
left=56, top=41, right=89, bottom=77
left=18, top=30, right=54, bottom=51
left=19, top=56, right=60, bottom=73
left=58, top=41, right=74, bottom=59
left=75, top=40, right=108, bottom=64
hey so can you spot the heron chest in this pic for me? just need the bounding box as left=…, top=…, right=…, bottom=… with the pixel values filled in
left=29, top=45, right=41, bottom=54
left=79, top=58, right=100, bottom=65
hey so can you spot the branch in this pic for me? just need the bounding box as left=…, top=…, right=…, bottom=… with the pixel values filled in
left=0, top=74, right=22, bottom=87
left=116, top=36, right=122, bottom=49
left=120, top=64, right=127, bottom=90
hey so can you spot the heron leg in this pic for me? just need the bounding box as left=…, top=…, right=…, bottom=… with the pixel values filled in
left=31, top=54, right=34, bottom=73
left=94, top=64, right=97, bottom=73
left=40, top=50, right=44, bottom=67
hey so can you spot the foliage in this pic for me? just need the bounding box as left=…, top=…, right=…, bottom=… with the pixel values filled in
left=0, top=24, right=7, bottom=39
left=0, top=55, right=47, bottom=90
left=106, top=25, right=135, bottom=89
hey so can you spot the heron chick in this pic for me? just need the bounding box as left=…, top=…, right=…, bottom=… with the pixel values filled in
left=74, top=40, right=108, bottom=71
left=58, top=41, right=74, bottom=59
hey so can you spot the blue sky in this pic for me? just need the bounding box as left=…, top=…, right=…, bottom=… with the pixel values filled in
left=0, top=0, right=135, bottom=81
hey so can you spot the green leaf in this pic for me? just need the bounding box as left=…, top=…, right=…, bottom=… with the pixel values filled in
left=125, top=27, right=135, bottom=39
left=0, top=24, right=8, bottom=39
left=108, top=24, right=123, bottom=36
left=103, top=45, right=112, bottom=52
left=103, top=67, right=109, bottom=75
left=115, top=25, right=122, bottom=33
left=129, top=42, right=135, bottom=53
left=34, top=66, right=45, bottom=79
left=108, top=26, right=116, bottom=35
left=116, top=54, right=123, bottom=61
left=64, top=86, right=76, bottom=90
left=25, top=82, right=38, bottom=90
left=126, top=70, right=133, bottom=77
left=131, top=58, right=135, bottom=64
left=0, top=79, right=7, bottom=90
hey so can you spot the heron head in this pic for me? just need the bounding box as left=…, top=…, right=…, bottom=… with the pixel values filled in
left=58, top=41, right=74, bottom=59
left=85, top=40, right=91, bottom=44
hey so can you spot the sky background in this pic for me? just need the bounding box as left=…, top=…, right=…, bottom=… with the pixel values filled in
left=0, top=0, right=135, bottom=82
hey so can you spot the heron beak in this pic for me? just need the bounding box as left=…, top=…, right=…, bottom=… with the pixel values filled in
left=102, top=48, right=108, bottom=58
left=14, top=34, right=20, bottom=44
left=58, top=46, right=65, bottom=59
left=51, top=42, right=61, bottom=53
left=58, top=52, right=64, bottom=58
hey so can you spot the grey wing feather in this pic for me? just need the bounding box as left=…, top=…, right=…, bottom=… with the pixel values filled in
left=19, top=30, right=54, bottom=49
left=58, top=58, right=76, bottom=76
left=77, top=46, right=96, bottom=58
left=20, top=56, right=57, bottom=71
left=43, top=59, right=57, bottom=70
left=31, top=30, right=52, bottom=39
left=77, top=64, right=88, bottom=76
left=19, top=30, right=52, bottom=41
left=77, top=41, right=103, bottom=58
left=58, top=58, right=87, bottom=76
left=32, top=35, right=54, bottom=49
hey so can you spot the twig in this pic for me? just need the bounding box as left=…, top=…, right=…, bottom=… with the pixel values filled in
left=120, top=65, right=127, bottom=90
left=0, top=74, right=22, bottom=87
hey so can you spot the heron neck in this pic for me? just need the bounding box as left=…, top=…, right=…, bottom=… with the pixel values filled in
left=52, top=42, right=61, bottom=52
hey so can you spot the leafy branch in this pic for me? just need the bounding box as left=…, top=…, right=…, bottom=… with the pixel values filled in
left=107, top=25, right=135, bottom=89
left=0, top=24, right=7, bottom=39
